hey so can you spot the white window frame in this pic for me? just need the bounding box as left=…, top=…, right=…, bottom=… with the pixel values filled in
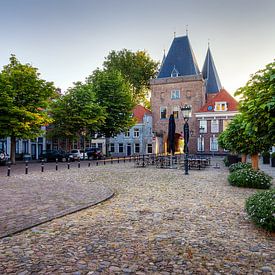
left=171, top=90, right=180, bottom=100
left=173, top=106, right=180, bottom=119
left=110, top=143, right=115, bottom=153
left=211, top=119, right=219, bottom=133
left=199, top=120, right=207, bottom=133
left=124, top=130, right=130, bottom=137
left=160, top=106, right=167, bottom=119
left=210, top=135, right=219, bottom=151
left=119, top=143, right=124, bottom=153
left=147, top=143, right=153, bottom=154
left=134, top=143, right=140, bottom=154
left=134, top=128, right=140, bottom=138
left=214, top=101, right=228, bottom=112
left=197, top=136, right=205, bottom=152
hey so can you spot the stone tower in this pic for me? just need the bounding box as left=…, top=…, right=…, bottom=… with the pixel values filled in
left=150, top=35, right=206, bottom=153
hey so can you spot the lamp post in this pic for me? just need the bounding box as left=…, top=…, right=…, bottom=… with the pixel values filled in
left=181, top=105, right=192, bottom=175
left=199, top=126, right=205, bottom=156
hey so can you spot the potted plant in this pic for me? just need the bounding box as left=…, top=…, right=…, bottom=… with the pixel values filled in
left=262, top=151, right=270, bottom=164
left=271, top=152, right=275, bottom=167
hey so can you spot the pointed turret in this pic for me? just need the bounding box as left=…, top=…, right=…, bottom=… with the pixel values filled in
left=157, top=35, right=200, bottom=78
left=202, top=47, right=222, bottom=94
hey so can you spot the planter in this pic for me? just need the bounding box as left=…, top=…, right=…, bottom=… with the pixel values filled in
left=227, top=155, right=241, bottom=166
left=263, top=156, right=270, bottom=164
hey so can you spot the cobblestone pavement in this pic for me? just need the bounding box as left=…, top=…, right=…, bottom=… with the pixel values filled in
left=0, top=160, right=274, bottom=274
left=0, top=163, right=114, bottom=238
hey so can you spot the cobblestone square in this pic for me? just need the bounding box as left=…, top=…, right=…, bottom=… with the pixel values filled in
left=0, top=159, right=274, bottom=274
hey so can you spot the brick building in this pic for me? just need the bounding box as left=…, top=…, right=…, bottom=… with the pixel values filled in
left=150, top=35, right=237, bottom=154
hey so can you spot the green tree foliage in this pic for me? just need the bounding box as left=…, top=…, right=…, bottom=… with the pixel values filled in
left=89, top=69, right=135, bottom=138
left=218, top=114, right=268, bottom=155
left=103, top=49, right=159, bottom=104
left=49, top=81, right=106, bottom=142
left=235, top=61, right=275, bottom=147
left=0, top=55, right=56, bottom=163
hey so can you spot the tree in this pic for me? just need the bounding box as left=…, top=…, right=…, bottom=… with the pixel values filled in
left=103, top=49, right=159, bottom=104
left=89, top=69, right=135, bottom=141
left=0, top=55, right=56, bottom=163
left=49, top=81, right=106, bottom=149
left=235, top=61, right=275, bottom=148
left=218, top=114, right=269, bottom=170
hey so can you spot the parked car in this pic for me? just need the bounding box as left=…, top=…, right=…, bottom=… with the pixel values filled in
left=0, top=150, right=9, bottom=165
left=85, top=148, right=103, bottom=160
left=40, top=150, right=67, bottom=162
left=69, top=149, right=83, bottom=161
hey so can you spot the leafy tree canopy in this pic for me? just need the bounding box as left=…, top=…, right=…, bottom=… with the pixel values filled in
left=88, top=69, right=135, bottom=137
left=235, top=60, right=275, bottom=147
left=49, top=81, right=106, bottom=141
left=103, top=49, right=159, bottom=104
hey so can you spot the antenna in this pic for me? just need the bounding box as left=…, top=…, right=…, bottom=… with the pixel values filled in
left=208, top=38, right=210, bottom=48
left=174, top=31, right=176, bottom=38
left=186, top=24, right=189, bottom=36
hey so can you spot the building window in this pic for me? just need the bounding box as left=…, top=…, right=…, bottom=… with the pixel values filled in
left=91, top=143, right=96, bottom=149
left=199, top=120, right=207, bottom=133
left=110, top=143, right=115, bottom=153
left=147, top=144, right=153, bottom=154
left=171, top=90, right=180, bottom=100
left=160, top=107, right=167, bottom=119
left=210, top=136, right=218, bottom=151
left=124, top=130, right=130, bottom=137
left=223, top=119, right=231, bottom=131
left=134, top=128, right=139, bottom=137
left=97, top=143, right=103, bottom=151
left=214, top=102, right=228, bottom=111
left=211, top=119, right=219, bottom=133
left=197, top=136, right=204, bottom=151
left=134, top=143, right=140, bottom=154
left=119, top=143, right=124, bottom=153
left=173, top=106, right=180, bottom=119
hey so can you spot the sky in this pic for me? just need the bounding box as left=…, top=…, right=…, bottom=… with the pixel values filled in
left=0, top=0, right=275, bottom=96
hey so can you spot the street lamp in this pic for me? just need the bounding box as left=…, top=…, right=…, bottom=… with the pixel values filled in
left=180, top=105, right=192, bottom=175
left=199, top=126, right=205, bottom=155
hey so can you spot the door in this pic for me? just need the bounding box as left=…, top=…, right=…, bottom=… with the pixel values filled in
left=31, top=144, right=36, bottom=159
left=127, top=144, right=131, bottom=156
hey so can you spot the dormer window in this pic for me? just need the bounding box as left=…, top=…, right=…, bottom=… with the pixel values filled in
left=214, top=101, right=228, bottom=111
left=171, top=66, right=179, bottom=77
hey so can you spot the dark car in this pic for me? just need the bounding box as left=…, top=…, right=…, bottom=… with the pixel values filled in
left=0, top=150, right=9, bottom=166
left=85, top=148, right=103, bottom=160
left=40, top=150, right=67, bottom=162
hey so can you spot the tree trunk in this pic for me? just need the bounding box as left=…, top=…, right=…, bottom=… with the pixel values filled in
left=10, top=135, right=16, bottom=164
left=251, top=154, right=259, bottom=170
left=241, top=154, right=247, bottom=163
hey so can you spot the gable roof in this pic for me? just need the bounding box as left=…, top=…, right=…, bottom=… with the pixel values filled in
left=197, top=89, right=238, bottom=112
left=202, top=47, right=222, bottom=94
left=133, top=105, right=152, bottom=123
left=157, top=36, right=200, bottom=78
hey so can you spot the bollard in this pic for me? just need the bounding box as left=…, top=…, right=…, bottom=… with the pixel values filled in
left=78, top=158, right=80, bottom=168
left=7, top=161, right=11, bottom=176
left=142, top=154, right=145, bottom=167
left=41, top=160, right=44, bottom=172
left=56, top=158, right=58, bottom=171
left=104, top=158, right=106, bottom=165
left=96, top=161, right=98, bottom=166
left=111, top=157, right=113, bottom=164
left=88, top=162, right=91, bottom=167
left=129, top=155, right=131, bottom=162
left=118, top=157, right=119, bottom=163
left=25, top=160, right=28, bottom=174
left=67, top=159, right=70, bottom=169
left=124, top=156, right=126, bottom=163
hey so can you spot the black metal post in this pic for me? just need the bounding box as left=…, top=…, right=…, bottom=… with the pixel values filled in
left=117, top=157, right=119, bottom=163
left=41, top=159, right=44, bottom=172
left=124, top=156, right=126, bottom=163
left=25, top=160, right=28, bottom=175
left=111, top=157, right=113, bottom=164
left=88, top=162, right=91, bottom=167
left=184, top=119, right=189, bottom=175
left=78, top=158, right=80, bottom=168
left=104, top=158, right=106, bottom=165
left=7, top=161, right=11, bottom=176
left=67, top=159, right=70, bottom=169
left=56, top=158, right=58, bottom=171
